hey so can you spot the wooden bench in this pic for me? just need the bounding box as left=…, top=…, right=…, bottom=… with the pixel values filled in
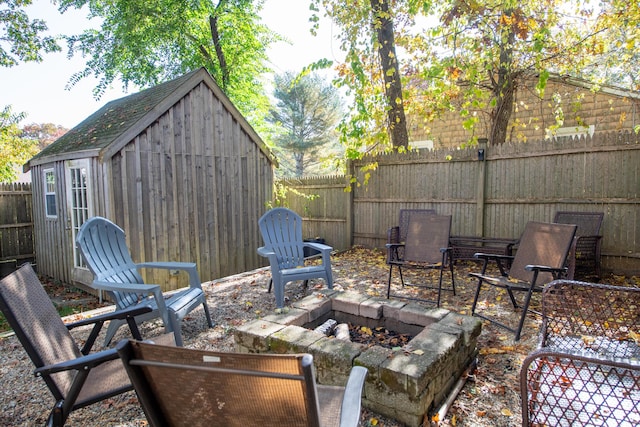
left=520, top=280, right=640, bottom=426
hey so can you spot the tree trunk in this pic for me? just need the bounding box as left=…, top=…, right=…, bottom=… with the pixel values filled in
left=294, top=152, right=304, bottom=177
left=370, top=0, right=408, bottom=148
left=489, top=11, right=517, bottom=145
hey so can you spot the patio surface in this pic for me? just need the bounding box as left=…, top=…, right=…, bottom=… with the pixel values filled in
left=1, top=246, right=637, bottom=426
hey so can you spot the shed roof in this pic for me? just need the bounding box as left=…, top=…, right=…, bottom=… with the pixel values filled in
left=26, top=67, right=276, bottom=169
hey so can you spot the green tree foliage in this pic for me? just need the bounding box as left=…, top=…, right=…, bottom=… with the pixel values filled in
left=57, top=0, right=277, bottom=127
left=0, top=106, right=38, bottom=182
left=312, top=0, right=639, bottom=151
left=268, top=71, right=343, bottom=177
left=0, top=0, right=60, bottom=67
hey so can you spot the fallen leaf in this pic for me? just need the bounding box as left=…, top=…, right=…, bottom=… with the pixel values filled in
left=412, top=349, right=425, bottom=355
left=501, top=408, right=513, bottom=416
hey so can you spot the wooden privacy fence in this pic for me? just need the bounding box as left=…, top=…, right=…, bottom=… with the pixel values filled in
left=278, top=132, right=640, bottom=274
left=0, top=183, right=34, bottom=276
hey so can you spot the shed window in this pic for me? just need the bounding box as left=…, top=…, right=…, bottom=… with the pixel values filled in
left=44, top=169, right=57, bottom=218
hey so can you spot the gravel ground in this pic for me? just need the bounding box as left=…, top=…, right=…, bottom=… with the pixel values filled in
left=2, top=247, right=631, bottom=427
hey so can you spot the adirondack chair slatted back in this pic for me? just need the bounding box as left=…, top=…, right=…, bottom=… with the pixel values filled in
left=403, top=214, right=451, bottom=264
left=508, top=221, right=577, bottom=285
left=259, top=208, right=306, bottom=270
left=0, top=264, right=81, bottom=398
left=77, top=217, right=145, bottom=308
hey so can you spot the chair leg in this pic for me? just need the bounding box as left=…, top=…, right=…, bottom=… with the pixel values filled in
left=471, top=278, right=484, bottom=315
left=386, top=265, right=394, bottom=299
left=202, top=301, right=214, bottom=328
left=437, top=267, right=444, bottom=307
left=273, top=279, right=285, bottom=309
left=449, top=261, right=456, bottom=296
left=267, top=278, right=273, bottom=293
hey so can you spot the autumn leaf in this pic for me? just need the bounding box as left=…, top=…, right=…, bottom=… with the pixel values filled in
left=360, top=326, right=372, bottom=335
left=501, top=408, right=513, bottom=416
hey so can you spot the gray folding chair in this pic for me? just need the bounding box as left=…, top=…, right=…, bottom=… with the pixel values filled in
left=386, top=213, right=455, bottom=307
left=117, top=340, right=367, bottom=427
left=0, top=263, right=151, bottom=427
left=258, top=208, right=333, bottom=309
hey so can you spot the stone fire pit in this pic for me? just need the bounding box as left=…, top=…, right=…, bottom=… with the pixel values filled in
left=234, top=290, right=481, bottom=427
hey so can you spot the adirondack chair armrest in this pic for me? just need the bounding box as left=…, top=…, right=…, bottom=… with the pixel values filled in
left=92, top=280, right=168, bottom=321
left=257, top=246, right=276, bottom=259
left=34, top=347, right=121, bottom=377
left=303, top=242, right=333, bottom=264
left=302, top=241, right=332, bottom=253
left=92, top=280, right=162, bottom=295
left=339, top=366, right=368, bottom=427
left=136, top=261, right=201, bottom=288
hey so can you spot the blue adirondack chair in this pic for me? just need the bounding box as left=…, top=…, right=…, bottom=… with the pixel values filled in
left=76, top=216, right=213, bottom=346
left=257, top=208, right=333, bottom=309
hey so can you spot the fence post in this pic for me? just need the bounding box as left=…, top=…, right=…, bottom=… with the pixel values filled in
left=475, top=138, right=488, bottom=236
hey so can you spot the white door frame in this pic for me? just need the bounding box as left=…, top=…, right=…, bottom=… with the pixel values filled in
left=65, top=159, right=93, bottom=268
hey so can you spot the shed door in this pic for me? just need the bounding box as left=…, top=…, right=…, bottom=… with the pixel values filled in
left=66, top=160, right=93, bottom=268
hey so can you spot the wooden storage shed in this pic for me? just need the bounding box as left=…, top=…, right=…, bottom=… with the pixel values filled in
left=24, top=68, right=277, bottom=291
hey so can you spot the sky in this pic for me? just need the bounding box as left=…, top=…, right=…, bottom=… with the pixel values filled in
left=0, top=0, right=341, bottom=128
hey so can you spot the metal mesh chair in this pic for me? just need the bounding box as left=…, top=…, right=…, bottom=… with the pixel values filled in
left=0, top=263, right=151, bottom=427
left=470, top=221, right=577, bottom=341
left=117, top=340, right=368, bottom=427
left=520, top=280, right=640, bottom=426
left=386, top=213, right=455, bottom=307
left=553, top=211, right=604, bottom=278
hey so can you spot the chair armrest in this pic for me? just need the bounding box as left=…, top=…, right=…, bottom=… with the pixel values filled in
left=92, top=280, right=161, bottom=294
left=339, top=366, right=368, bottom=427
left=34, top=347, right=120, bottom=376
left=65, top=305, right=153, bottom=330
left=525, top=264, right=567, bottom=275
left=473, top=253, right=514, bottom=262
left=303, top=242, right=333, bottom=254
left=136, top=261, right=201, bottom=288
left=66, top=305, right=153, bottom=354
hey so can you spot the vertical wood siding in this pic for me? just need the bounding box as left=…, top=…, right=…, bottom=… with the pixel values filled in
left=107, top=82, right=273, bottom=290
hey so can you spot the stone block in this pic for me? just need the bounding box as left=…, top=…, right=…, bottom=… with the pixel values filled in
left=291, top=293, right=332, bottom=322
left=359, top=297, right=384, bottom=319
left=233, top=320, right=285, bottom=352
left=382, top=299, right=407, bottom=320
left=399, top=303, right=448, bottom=326
left=308, top=336, right=365, bottom=385
left=269, top=324, right=324, bottom=353
left=261, top=307, right=309, bottom=326
left=331, top=291, right=370, bottom=315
